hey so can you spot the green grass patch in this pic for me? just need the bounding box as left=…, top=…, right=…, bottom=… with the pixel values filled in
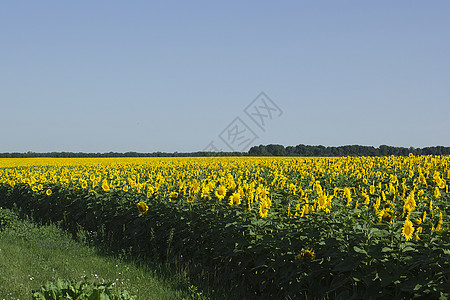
left=0, top=212, right=207, bottom=300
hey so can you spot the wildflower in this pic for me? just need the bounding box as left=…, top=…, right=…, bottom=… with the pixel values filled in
left=137, top=201, right=148, bottom=214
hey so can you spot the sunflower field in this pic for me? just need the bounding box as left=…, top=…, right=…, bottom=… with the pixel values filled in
left=0, top=155, right=449, bottom=299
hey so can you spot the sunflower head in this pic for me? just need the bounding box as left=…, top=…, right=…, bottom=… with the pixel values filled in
left=137, top=201, right=149, bottom=215
left=296, top=249, right=316, bottom=261
left=228, top=192, right=241, bottom=206
left=215, top=185, right=227, bottom=200
left=402, top=219, right=414, bottom=241
left=259, top=200, right=269, bottom=218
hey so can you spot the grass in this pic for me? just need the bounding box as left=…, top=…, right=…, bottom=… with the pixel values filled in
left=0, top=213, right=208, bottom=299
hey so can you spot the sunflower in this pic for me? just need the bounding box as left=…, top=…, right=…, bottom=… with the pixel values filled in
left=101, top=180, right=110, bottom=192
left=402, top=219, right=414, bottom=241
left=316, top=194, right=327, bottom=210
left=215, top=185, right=227, bottom=201
left=228, top=192, right=241, bottom=206
left=259, top=200, right=269, bottom=218
left=434, top=187, right=441, bottom=198
left=46, top=189, right=52, bottom=196
left=296, top=249, right=316, bottom=260
left=378, top=209, right=393, bottom=223
left=435, top=212, right=443, bottom=231
left=137, top=201, right=148, bottom=215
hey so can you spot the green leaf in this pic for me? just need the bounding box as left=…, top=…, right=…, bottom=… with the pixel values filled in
left=353, top=246, right=367, bottom=255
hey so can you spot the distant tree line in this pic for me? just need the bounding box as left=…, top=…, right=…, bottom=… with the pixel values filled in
left=1, top=145, right=450, bottom=158
left=248, top=144, right=450, bottom=156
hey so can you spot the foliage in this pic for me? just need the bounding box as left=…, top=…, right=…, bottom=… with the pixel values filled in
left=0, top=206, right=19, bottom=231
left=249, top=144, right=450, bottom=156
left=32, top=278, right=136, bottom=300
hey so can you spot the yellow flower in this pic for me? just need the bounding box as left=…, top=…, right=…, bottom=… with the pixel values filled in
left=434, top=187, right=441, bottom=198
left=202, top=195, right=212, bottom=201
left=295, top=249, right=316, bottom=260
left=101, top=180, right=110, bottom=192
left=215, top=185, right=227, bottom=201
left=300, top=204, right=309, bottom=218
left=316, top=194, right=327, bottom=210
left=369, top=184, right=375, bottom=194
left=228, top=192, right=241, bottom=206
left=435, top=212, right=443, bottom=231
left=378, top=210, right=393, bottom=223
left=46, top=189, right=52, bottom=196
left=137, top=201, right=148, bottom=214
left=81, top=181, right=88, bottom=189
left=259, top=200, right=269, bottom=218
left=402, top=219, right=414, bottom=241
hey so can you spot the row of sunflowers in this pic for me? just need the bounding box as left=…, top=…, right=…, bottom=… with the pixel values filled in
left=0, top=155, right=449, bottom=298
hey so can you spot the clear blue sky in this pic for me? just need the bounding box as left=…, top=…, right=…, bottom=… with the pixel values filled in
left=1, top=1, right=449, bottom=153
